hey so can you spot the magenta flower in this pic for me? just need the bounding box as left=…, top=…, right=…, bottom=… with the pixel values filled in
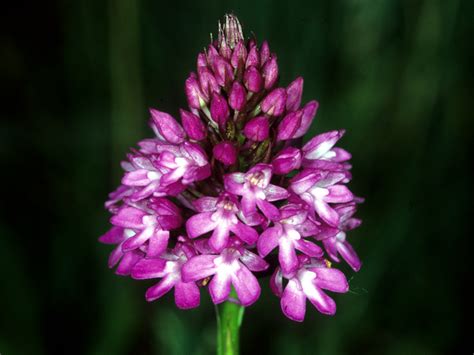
left=99, top=226, right=144, bottom=275
left=290, top=170, right=353, bottom=226
left=186, top=193, right=258, bottom=252
left=272, top=259, right=349, bottom=321
left=182, top=242, right=268, bottom=306
left=224, top=163, right=289, bottom=220
left=99, top=14, right=363, bottom=325
left=157, top=142, right=211, bottom=186
left=302, top=130, right=352, bottom=170
left=257, top=204, right=322, bottom=276
left=321, top=203, right=362, bottom=271
left=110, top=197, right=182, bottom=257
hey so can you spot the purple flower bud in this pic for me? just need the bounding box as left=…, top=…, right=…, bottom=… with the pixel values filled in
left=185, top=74, right=207, bottom=109
left=293, top=100, right=319, bottom=138
left=231, top=41, right=248, bottom=68
left=286, top=77, right=304, bottom=112
left=212, top=56, right=234, bottom=87
left=197, top=52, right=208, bottom=72
left=246, top=45, right=260, bottom=68
left=272, top=147, right=302, bottom=174
left=218, top=13, right=244, bottom=50
left=210, top=92, right=230, bottom=126
left=244, top=66, right=263, bottom=93
left=219, top=40, right=232, bottom=60
left=277, top=110, right=303, bottom=141
left=262, top=56, right=279, bottom=90
left=213, top=141, right=237, bottom=166
left=199, top=68, right=220, bottom=98
left=229, top=81, right=246, bottom=111
left=243, top=116, right=269, bottom=142
left=206, top=44, right=219, bottom=67
left=179, top=109, right=207, bottom=141
left=260, top=41, right=270, bottom=65
left=149, top=108, right=186, bottom=144
left=261, top=88, right=287, bottom=116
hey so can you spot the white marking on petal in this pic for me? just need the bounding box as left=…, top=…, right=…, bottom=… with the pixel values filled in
left=310, top=187, right=329, bottom=200
left=147, top=171, right=161, bottom=180
left=124, top=229, right=136, bottom=238
left=142, top=215, right=156, bottom=227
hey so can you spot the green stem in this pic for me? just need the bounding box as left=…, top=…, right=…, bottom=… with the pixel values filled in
left=215, top=292, right=245, bottom=355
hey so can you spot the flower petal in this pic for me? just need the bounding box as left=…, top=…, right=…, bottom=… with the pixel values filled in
left=278, top=238, right=299, bottom=276
left=337, top=241, right=361, bottom=272
left=257, top=225, right=281, bottom=257
left=108, top=244, right=124, bottom=268
left=193, top=196, right=218, bottom=212
left=314, top=200, right=340, bottom=227
left=270, top=267, right=283, bottom=297
left=313, top=267, right=349, bottom=293
left=239, top=250, right=269, bottom=272
left=122, top=169, right=157, bottom=186
left=232, top=266, right=261, bottom=306
left=241, top=194, right=257, bottom=217
left=186, top=212, right=217, bottom=238
left=145, top=274, right=179, bottom=301
left=224, top=173, right=246, bottom=195
left=122, top=226, right=154, bottom=252
left=209, top=223, right=231, bottom=252
left=181, top=255, right=218, bottom=282
left=131, top=258, right=168, bottom=279
left=130, top=180, right=163, bottom=201
left=230, top=221, right=258, bottom=245
left=110, top=207, right=146, bottom=229
left=115, top=250, right=143, bottom=276
left=264, top=184, right=290, bottom=201
left=99, top=226, right=126, bottom=244
left=305, top=285, right=337, bottom=316
left=325, top=185, right=353, bottom=203
left=256, top=199, right=280, bottom=221
left=281, top=279, right=306, bottom=322
left=209, top=271, right=232, bottom=304
left=174, top=281, right=200, bottom=309
left=146, top=230, right=170, bottom=257
left=302, top=130, right=344, bottom=160
left=294, top=239, right=324, bottom=257
left=322, top=238, right=341, bottom=262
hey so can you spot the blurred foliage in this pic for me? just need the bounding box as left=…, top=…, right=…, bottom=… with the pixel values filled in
left=1, top=0, right=472, bottom=354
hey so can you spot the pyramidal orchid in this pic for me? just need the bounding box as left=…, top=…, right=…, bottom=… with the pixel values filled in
left=99, top=14, right=363, bottom=354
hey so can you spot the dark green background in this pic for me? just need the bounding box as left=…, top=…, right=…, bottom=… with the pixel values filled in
left=1, top=1, right=472, bottom=354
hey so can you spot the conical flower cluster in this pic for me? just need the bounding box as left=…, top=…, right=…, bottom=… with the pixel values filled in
left=100, top=14, right=363, bottom=322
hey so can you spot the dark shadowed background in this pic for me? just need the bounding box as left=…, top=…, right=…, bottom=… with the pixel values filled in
left=1, top=1, right=473, bottom=354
